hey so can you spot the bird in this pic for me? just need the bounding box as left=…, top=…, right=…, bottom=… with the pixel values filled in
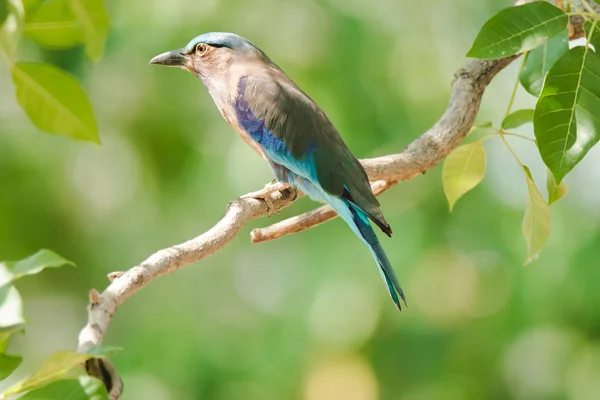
left=150, top=32, right=407, bottom=310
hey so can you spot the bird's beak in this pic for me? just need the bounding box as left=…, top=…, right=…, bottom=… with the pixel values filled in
left=149, top=49, right=187, bottom=67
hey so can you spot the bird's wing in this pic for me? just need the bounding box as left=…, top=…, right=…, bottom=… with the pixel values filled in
left=236, top=73, right=392, bottom=236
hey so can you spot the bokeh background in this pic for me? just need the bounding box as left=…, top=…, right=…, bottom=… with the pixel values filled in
left=2, top=0, right=600, bottom=398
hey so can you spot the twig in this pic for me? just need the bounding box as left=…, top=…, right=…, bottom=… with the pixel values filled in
left=251, top=179, right=397, bottom=243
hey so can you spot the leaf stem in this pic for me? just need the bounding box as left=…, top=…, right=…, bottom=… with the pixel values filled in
left=499, top=54, right=530, bottom=167
left=503, top=132, right=537, bottom=143
left=498, top=130, right=525, bottom=167
left=505, top=55, right=527, bottom=118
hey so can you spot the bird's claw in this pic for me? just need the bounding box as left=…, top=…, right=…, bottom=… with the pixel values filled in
left=242, top=181, right=288, bottom=217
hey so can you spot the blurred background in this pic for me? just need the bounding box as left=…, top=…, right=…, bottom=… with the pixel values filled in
left=2, top=0, right=600, bottom=398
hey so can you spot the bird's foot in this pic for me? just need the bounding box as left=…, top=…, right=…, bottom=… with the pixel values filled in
left=242, top=181, right=290, bottom=217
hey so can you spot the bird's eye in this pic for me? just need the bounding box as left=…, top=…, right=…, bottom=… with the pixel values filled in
left=196, top=43, right=207, bottom=55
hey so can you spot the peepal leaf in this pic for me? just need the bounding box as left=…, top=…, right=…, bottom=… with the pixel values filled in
left=12, top=62, right=100, bottom=143
left=522, top=166, right=551, bottom=265
left=0, top=249, right=74, bottom=289
left=502, top=109, right=534, bottom=129
left=24, top=0, right=83, bottom=48
left=0, top=0, right=24, bottom=61
left=520, top=30, right=569, bottom=96
left=17, top=376, right=109, bottom=400
left=534, top=46, right=600, bottom=183
left=69, top=0, right=109, bottom=61
left=467, top=2, right=567, bottom=59
left=2, top=348, right=118, bottom=397
left=442, top=141, right=486, bottom=211
left=546, top=169, right=567, bottom=205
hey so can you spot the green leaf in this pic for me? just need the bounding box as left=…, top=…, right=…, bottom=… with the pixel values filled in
left=584, top=20, right=600, bottom=52
left=442, top=141, right=487, bottom=211
left=0, top=249, right=74, bottom=289
left=0, top=354, right=22, bottom=380
left=520, top=29, right=569, bottom=96
left=24, top=0, right=83, bottom=48
left=502, top=109, right=535, bottom=129
left=1, top=349, right=116, bottom=396
left=11, top=62, right=100, bottom=143
left=0, top=0, right=9, bottom=27
left=546, top=168, right=567, bottom=205
left=17, top=376, right=109, bottom=400
left=0, top=0, right=24, bottom=61
left=534, top=45, right=600, bottom=183
left=522, top=166, right=551, bottom=265
left=467, top=2, right=567, bottom=59
left=69, top=0, right=109, bottom=61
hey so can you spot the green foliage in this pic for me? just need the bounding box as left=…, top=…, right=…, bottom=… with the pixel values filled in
left=0, top=0, right=108, bottom=141
left=464, top=2, right=600, bottom=261
left=12, top=62, right=100, bottom=143
left=467, top=2, right=567, bottom=59
left=534, top=45, right=600, bottom=183
left=1, top=348, right=117, bottom=397
left=522, top=166, right=550, bottom=265
left=0, top=251, right=76, bottom=393
left=502, top=109, right=534, bottom=129
left=17, top=376, right=109, bottom=400
left=24, top=0, right=83, bottom=48
left=442, top=141, right=486, bottom=211
left=519, top=30, right=569, bottom=97
left=0, top=249, right=74, bottom=290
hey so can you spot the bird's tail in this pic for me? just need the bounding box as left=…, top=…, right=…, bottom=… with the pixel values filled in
left=336, top=200, right=407, bottom=310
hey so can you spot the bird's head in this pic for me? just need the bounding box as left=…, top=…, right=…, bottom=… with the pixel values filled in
left=150, top=32, right=263, bottom=82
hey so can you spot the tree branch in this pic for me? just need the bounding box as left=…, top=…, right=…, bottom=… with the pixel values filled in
left=251, top=179, right=397, bottom=243
left=80, top=2, right=591, bottom=396
left=77, top=54, right=516, bottom=399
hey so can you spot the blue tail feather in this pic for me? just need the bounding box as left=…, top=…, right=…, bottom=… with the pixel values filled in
left=343, top=201, right=407, bottom=310
left=270, top=169, right=406, bottom=310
